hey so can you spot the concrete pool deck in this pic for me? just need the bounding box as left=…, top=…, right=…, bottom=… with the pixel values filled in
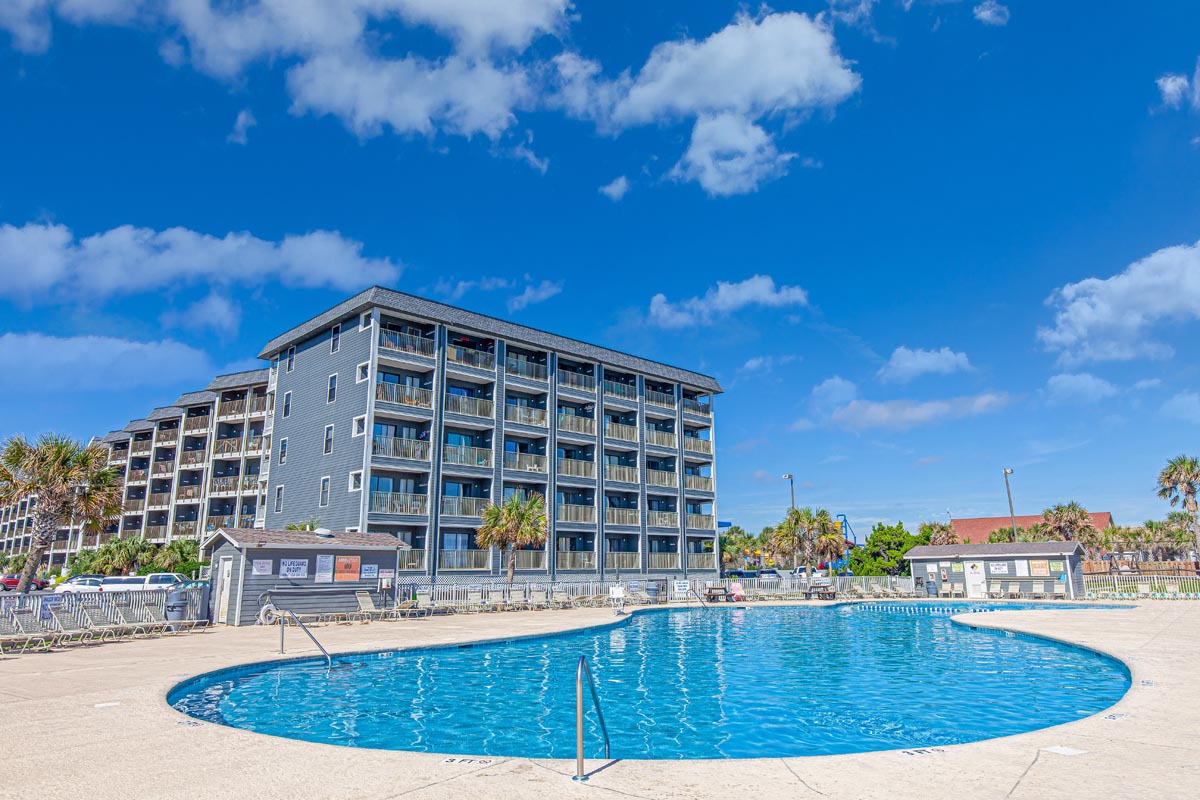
left=1, top=600, right=1196, bottom=800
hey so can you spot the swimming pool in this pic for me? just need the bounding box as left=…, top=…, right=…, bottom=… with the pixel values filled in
left=169, top=604, right=1130, bottom=759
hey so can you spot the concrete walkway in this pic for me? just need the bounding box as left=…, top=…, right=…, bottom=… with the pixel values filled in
left=1, top=601, right=1196, bottom=800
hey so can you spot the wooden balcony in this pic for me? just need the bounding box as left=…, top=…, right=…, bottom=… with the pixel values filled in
left=376, top=382, right=434, bottom=409
left=147, top=492, right=171, bottom=509
left=648, top=510, right=679, bottom=528
left=446, top=346, right=495, bottom=371
left=374, top=435, right=431, bottom=461
left=646, top=469, right=677, bottom=488
left=143, top=525, right=168, bottom=541
left=218, top=399, right=247, bottom=418
left=605, top=552, right=640, bottom=570
left=370, top=491, right=428, bottom=515
left=557, top=551, right=595, bottom=570
left=245, top=436, right=264, bottom=454
left=557, top=457, right=595, bottom=479
left=645, top=389, right=676, bottom=409
left=444, top=394, right=494, bottom=418
left=683, top=398, right=712, bottom=417
left=557, top=370, right=596, bottom=393
left=152, top=461, right=175, bottom=475
left=129, top=441, right=152, bottom=455
left=647, top=552, right=678, bottom=570
left=442, top=444, right=492, bottom=468
left=174, top=485, right=203, bottom=501
left=683, top=437, right=713, bottom=455
left=503, top=452, right=547, bottom=473
left=645, top=429, right=677, bottom=449
left=687, top=553, right=717, bottom=570
left=557, top=413, right=596, bottom=436
left=210, top=476, right=240, bottom=494
left=605, top=464, right=639, bottom=484
left=171, top=521, right=199, bottom=538
left=126, top=469, right=148, bottom=483
left=180, top=450, right=206, bottom=466
left=440, top=496, right=490, bottom=517
left=213, top=437, right=242, bottom=456
left=438, top=549, right=490, bottom=570
left=605, top=507, right=639, bottom=526
left=687, top=513, right=715, bottom=530
left=249, top=396, right=269, bottom=415
left=604, top=421, right=638, bottom=442
left=504, top=358, right=548, bottom=382
left=208, top=515, right=236, bottom=529
left=504, top=405, right=548, bottom=427
left=513, top=549, right=547, bottom=570
left=122, top=499, right=145, bottom=513
left=556, top=503, right=596, bottom=523
left=685, top=474, right=714, bottom=492
left=183, top=415, right=211, bottom=432
left=397, top=549, right=426, bottom=570
left=379, top=329, right=436, bottom=358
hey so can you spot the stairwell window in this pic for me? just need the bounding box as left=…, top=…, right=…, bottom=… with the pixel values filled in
left=349, top=471, right=363, bottom=492
left=282, top=391, right=291, bottom=419
left=319, top=477, right=330, bottom=508
left=356, top=362, right=369, bottom=383
left=286, top=346, right=295, bottom=373
left=360, top=312, right=372, bottom=330
left=330, top=324, right=341, bottom=354
left=352, top=415, right=366, bottom=437
left=327, top=374, right=337, bottom=404
left=323, top=425, right=334, bottom=455
left=274, top=485, right=284, bottom=513
left=278, top=437, right=288, bottom=465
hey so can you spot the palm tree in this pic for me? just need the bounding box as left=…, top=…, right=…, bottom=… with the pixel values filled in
left=1041, top=502, right=1096, bottom=542
left=93, top=535, right=155, bottom=576
left=286, top=518, right=321, bottom=531
left=920, top=521, right=960, bottom=546
left=0, top=434, right=123, bottom=593
left=475, top=493, right=548, bottom=585
left=769, top=506, right=815, bottom=577
left=1157, top=455, right=1200, bottom=559
left=153, top=538, right=199, bottom=572
left=814, top=527, right=848, bottom=573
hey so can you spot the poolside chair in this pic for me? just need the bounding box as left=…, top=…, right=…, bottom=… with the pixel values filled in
left=0, top=611, right=47, bottom=654
left=1029, top=582, right=1047, bottom=600
left=1004, top=582, right=1021, bottom=600
left=50, top=604, right=96, bottom=645
left=76, top=600, right=131, bottom=641
left=938, top=583, right=952, bottom=598
left=414, top=589, right=453, bottom=615
left=987, top=581, right=1004, bottom=599
left=526, top=588, right=550, bottom=609
left=112, top=598, right=166, bottom=636
left=10, top=608, right=59, bottom=649
left=354, top=591, right=392, bottom=622
left=1137, top=583, right=1151, bottom=599
left=1165, top=583, right=1180, bottom=600
left=1050, top=582, right=1066, bottom=600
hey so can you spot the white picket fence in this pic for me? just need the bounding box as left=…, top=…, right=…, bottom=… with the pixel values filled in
left=1083, top=574, right=1200, bottom=599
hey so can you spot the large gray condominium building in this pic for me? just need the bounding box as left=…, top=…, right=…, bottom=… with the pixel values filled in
left=260, top=286, right=722, bottom=581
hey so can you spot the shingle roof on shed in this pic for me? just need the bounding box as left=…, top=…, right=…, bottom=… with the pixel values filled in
left=904, top=542, right=1084, bottom=560
left=201, top=528, right=409, bottom=551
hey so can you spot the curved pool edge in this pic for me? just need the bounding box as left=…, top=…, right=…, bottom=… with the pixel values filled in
left=163, top=600, right=1137, bottom=761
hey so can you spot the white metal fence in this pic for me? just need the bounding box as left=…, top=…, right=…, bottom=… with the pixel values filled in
left=1083, top=574, right=1200, bottom=599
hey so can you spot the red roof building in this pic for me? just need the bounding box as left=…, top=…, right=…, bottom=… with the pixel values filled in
left=951, top=512, right=1114, bottom=544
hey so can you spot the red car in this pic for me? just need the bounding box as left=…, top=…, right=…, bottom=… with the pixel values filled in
left=0, top=574, right=50, bottom=591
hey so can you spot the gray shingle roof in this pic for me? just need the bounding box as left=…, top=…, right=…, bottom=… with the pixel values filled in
left=146, top=406, right=183, bottom=421
left=100, top=430, right=130, bottom=444
left=904, top=542, right=1084, bottom=559
left=201, top=528, right=409, bottom=551
left=122, top=419, right=155, bottom=433
left=205, top=368, right=270, bottom=391
left=256, top=286, right=722, bottom=393
left=174, top=390, right=218, bottom=407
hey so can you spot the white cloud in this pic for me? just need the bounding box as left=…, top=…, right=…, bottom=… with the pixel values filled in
left=1044, top=372, right=1119, bottom=406
left=1132, top=378, right=1163, bottom=391
left=648, top=275, right=808, bottom=328
left=830, top=392, right=1012, bottom=432
left=1162, top=391, right=1200, bottom=423
left=671, top=113, right=795, bottom=196
left=433, top=276, right=514, bottom=301
left=160, top=292, right=242, bottom=337
left=877, top=346, right=971, bottom=383
left=599, top=175, right=630, bottom=201
left=972, top=1, right=1010, bottom=26
left=1155, top=58, right=1200, bottom=111
left=0, top=221, right=400, bottom=302
left=811, top=376, right=858, bottom=413
left=1038, top=239, right=1200, bottom=364
left=0, top=332, right=213, bottom=391
left=507, top=279, right=563, bottom=312
left=227, top=108, right=256, bottom=144
left=738, top=354, right=796, bottom=375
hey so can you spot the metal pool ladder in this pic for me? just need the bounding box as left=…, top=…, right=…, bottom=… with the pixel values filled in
left=688, top=588, right=712, bottom=609
left=574, top=655, right=610, bottom=781
left=278, top=609, right=332, bottom=667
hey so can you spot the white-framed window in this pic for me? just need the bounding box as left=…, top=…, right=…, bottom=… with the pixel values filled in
left=352, top=415, right=366, bottom=437
left=327, top=374, right=337, bottom=404
left=323, top=425, right=334, bottom=455
left=286, top=346, right=295, bottom=373
left=282, top=391, right=291, bottom=419
left=330, top=323, right=341, bottom=354
left=274, top=485, right=285, bottom=513
left=356, top=362, right=369, bottom=383
left=278, top=437, right=288, bottom=465
left=319, top=476, right=330, bottom=507
left=360, top=311, right=372, bottom=330
left=346, top=527, right=360, bottom=533
left=349, top=470, right=363, bottom=492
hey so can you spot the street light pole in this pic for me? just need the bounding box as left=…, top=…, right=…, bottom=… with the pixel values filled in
left=1002, top=468, right=1018, bottom=540
left=782, top=474, right=795, bottom=511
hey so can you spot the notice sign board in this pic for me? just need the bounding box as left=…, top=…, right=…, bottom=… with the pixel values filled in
left=1015, top=560, right=1030, bottom=577
left=988, top=562, right=1010, bottom=575
left=334, top=555, right=361, bottom=582
left=251, top=559, right=272, bottom=576
left=361, top=563, right=379, bottom=579
left=674, top=580, right=690, bottom=595
left=315, top=554, right=334, bottom=583
left=1049, top=561, right=1064, bottom=573
left=279, top=559, right=308, bottom=579
left=378, top=569, right=395, bottom=579
left=1030, top=560, right=1050, bottom=577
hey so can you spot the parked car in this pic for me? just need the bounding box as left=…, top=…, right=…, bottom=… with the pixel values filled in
left=757, top=569, right=781, bottom=579
left=0, top=574, right=50, bottom=591
left=55, top=576, right=105, bottom=593
left=99, top=573, right=189, bottom=591
left=724, top=569, right=759, bottom=579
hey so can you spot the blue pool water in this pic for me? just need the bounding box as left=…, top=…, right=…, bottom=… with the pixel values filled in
left=169, top=604, right=1130, bottom=759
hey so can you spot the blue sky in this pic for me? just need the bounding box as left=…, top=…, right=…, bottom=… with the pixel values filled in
left=1, top=1, right=1198, bottom=536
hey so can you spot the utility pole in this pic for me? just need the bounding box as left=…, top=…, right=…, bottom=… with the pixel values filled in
left=1003, top=468, right=1018, bottom=541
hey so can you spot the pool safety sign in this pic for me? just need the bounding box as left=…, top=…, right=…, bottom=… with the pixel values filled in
left=334, top=555, right=361, bottom=582
left=315, top=554, right=334, bottom=583
left=251, top=559, right=271, bottom=576
left=279, top=559, right=308, bottom=579
left=988, top=562, right=1010, bottom=575
left=361, top=563, right=379, bottom=579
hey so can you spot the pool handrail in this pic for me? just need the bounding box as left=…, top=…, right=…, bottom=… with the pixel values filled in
left=278, top=609, right=332, bottom=667
left=574, top=655, right=610, bottom=780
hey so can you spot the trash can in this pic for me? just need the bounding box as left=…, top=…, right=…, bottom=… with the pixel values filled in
left=166, top=582, right=210, bottom=629
left=646, top=579, right=666, bottom=604
left=925, top=579, right=938, bottom=597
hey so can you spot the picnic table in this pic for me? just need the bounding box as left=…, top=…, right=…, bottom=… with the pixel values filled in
left=704, top=586, right=729, bottom=602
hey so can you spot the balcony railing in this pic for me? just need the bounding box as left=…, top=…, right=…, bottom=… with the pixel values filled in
left=123, top=499, right=145, bottom=513
left=370, top=491, right=428, bottom=515
left=687, top=553, right=717, bottom=570
left=556, top=503, right=596, bottom=523
left=645, top=429, right=677, bottom=449
left=126, top=469, right=148, bottom=483
left=648, top=510, right=679, bottom=528
left=441, top=496, right=490, bottom=517
left=503, top=452, right=547, bottom=473
left=685, top=474, right=715, bottom=492
left=648, top=552, right=678, bottom=570
left=504, top=405, right=548, bottom=427
left=605, top=463, right=639, bottom=484
left=249, top=396, right=269, bottom=414
left=683, top=437, right=713, bottom=455
left=444, top=394, right=494, bottom=418
left=108, top=451, right=128, bottom=463
left=218, top=399, right=247, bottom=418
left=208, top=515, right=236, bottom=530
left=172, top=521, right=199, bottom=538
left=646, top=469, right=677, bottom=488
left=683, top=398, right=712, bottom=417
left=175, top=485, right=203, bottom=501
left=442, top=444, right=492, bottom=468
left=213, top=437, right=242, bottom=456
left=379, top=329, right=436, bottom=358
left=129, top=442, right=152, bottom=455
left=557, top=370, right=596, bottom=392
left=605, top=507, right=639, bottom=526
left=376, top=382, right=434, bottom=409
left=604, top=421, right=638, bottom=442
left=147, top=492, right=171, bottom=508
left=513, top=549, right=547, bottom=570
left=241, top=475, right=261, bottom=492
left=687, top=513, right=716, bottom=530
left=558, top=551, right=596, bottom=570
left=446, top=346, right=495, bottom=371
left=606, top=552, right=640, bottom=570
left=645, top=389, right=676, bottom=409
left=152, top=461, right=175, bottom=475
left=184, top=415, right=211, bottom=432
left=180, top=450, right=206, bottom=466
left=504, top=357, right=548, bottom=382
left=143, top=525, right=168, bottom=541
left=557, top=457, right=595, bottom=479
left=602, top=380, right=637, bottom=401
left=557, top=414, right=595, bottom=437
left=210, top=476, right=240, bottom=494
left=155, top=431, right=180, bottom=445
left=397, top=549, right=426, bottom=571
left=438, top=549, right=490, bottom=570
left=374, top=436, right=431, bottom=461
left=245, top=436, right=264, bottom=454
